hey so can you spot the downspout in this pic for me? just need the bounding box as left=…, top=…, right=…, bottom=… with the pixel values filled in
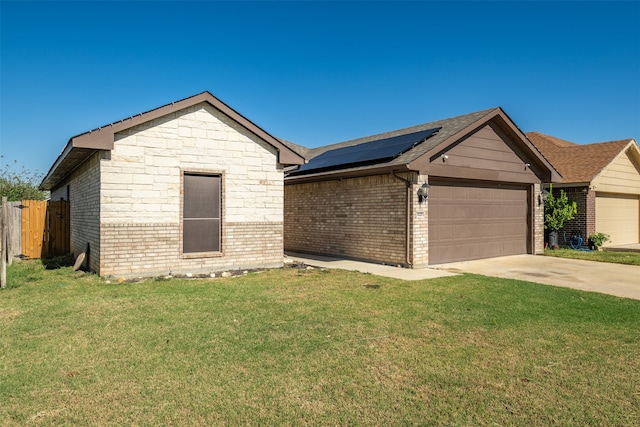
left=391, top=171, right=412, bottom=267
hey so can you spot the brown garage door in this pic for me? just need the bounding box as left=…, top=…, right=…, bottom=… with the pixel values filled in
left=429, top=181, right=529, bottom=264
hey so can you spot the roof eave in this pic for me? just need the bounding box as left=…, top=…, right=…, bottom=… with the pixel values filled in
left=41, top=91, right=304, bottom=189
left=544, top=182, right=591, bottom=188
left=285, top=163, right=412, bottom=184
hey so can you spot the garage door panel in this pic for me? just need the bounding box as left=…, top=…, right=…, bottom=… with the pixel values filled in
left=429, top=182, right=528, bottom=264
left=595, top=193, right=640, bottom=246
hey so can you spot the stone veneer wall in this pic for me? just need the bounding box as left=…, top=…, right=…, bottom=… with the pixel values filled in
left=97, top=102, right=284, bottom=277
left=51, top=152, right=102, bottom=273
left=285, top=173, right=412, bottom=266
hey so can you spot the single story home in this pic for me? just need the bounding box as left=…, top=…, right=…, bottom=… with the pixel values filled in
left=40, top=91, right=304, bottom=277
left=527, top=132, right=640, bottom=247
left=284, top=107, right=561, bottom=266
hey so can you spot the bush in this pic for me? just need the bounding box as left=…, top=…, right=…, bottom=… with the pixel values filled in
left=589, top=232, right=610, bottom=249
left=0, top=159, right=47, bottom=201
left=544, top=185, right=577, bottom=231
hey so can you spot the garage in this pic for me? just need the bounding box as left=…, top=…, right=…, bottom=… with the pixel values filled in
left=429, top=181, right=529, bottom=264
left=595, top=193, right=640, bottom=246
left=285, top=107, right=557, bottom=269
left=527, top=132, right=640, bottom=249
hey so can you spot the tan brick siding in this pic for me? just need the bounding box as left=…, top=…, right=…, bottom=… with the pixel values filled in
left=286, top=175, right=544, bottom=265
left=100, top=221, right=283, bottom=278
left=534, top=183, right=544, bottom=254
left=411, top=175, right=430, bottom=267
left=285, top=174, right=411, bottom=266
left=51, top=151, right=103, bottom=272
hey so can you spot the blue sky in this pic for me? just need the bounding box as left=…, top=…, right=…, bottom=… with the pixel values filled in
left=1, top=1, right=639, bottom=177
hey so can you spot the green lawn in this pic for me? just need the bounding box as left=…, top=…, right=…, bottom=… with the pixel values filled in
left=1, top=261, right=639, bottom=426
left=544, top=248, right=640, bottom=265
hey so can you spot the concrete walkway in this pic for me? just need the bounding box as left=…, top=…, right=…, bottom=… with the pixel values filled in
left=286, top=252, right=640, bottom=300
left=434, top=254, right=640, bottom=300
left=285, top=252, right=457, bottom=281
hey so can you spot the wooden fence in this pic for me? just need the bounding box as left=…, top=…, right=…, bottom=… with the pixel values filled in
left=1, top=199, right=70, bottom=261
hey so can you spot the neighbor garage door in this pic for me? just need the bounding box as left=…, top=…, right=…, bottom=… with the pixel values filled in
left=595, top=193, right=640, bottom=246
left=429, top=181, right=529, bottom=264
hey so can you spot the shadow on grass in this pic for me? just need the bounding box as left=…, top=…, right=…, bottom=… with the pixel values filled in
left=41, top=253, right=76, bottom=270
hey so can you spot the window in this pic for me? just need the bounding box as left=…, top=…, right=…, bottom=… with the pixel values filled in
left=183, top=173, right=221, bottom=253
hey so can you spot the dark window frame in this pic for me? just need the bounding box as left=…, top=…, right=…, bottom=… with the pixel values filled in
left=182, top=172, right=222, bottom=256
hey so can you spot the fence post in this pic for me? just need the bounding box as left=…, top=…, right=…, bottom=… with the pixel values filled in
left=6, top=200, right=12, bottom=267
left=1, top=196, right=7, bottom=289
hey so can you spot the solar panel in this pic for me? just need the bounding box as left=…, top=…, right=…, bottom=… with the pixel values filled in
left=290, top=127, right=441, bottom=176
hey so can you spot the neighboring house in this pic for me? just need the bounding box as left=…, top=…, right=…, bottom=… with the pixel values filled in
left=40, top=92, right=304, bottom=277
left=284, top=108, right=560, bottom=266
left=527, top=132, right=640, bottom=247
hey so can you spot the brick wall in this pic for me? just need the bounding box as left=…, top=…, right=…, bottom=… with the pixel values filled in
left=286, top=175, right=544, bottom=266
left=100, top=222, right=283, bottom=278
left=285, top=173, right=411, bottom=266
left=534, top=183, right=544, bottom=254
left=51, top=152, right=102, bottom=272
left=551, top=186, right=592, bottom=247
left=410, top=174, right=429, bottom=267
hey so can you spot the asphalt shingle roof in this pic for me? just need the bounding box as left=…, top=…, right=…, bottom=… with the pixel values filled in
left=526, top=132, right=632, bottom=183
left=286, top=107, right=499, bottom=176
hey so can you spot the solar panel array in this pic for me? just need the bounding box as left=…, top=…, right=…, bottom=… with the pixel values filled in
left=290, top=127, right=441, bottom=176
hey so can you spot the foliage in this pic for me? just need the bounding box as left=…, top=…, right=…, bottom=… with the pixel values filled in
left=589, top=232, right=611, bottom=248
left=0, top=159, right=47, bottom=201
left=544, top=248, right=640, bottom=266
left=544, top=184, right=577, bottom=230
left=1, top=262, right=639, bottom=425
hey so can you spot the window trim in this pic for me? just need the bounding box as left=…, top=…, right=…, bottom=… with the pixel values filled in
left=180, top=170, right=224, bottom=258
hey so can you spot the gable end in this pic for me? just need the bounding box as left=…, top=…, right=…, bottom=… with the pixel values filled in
left=41, top=92, right=304, bottom=190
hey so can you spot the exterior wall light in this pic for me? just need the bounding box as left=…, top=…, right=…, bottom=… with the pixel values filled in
left=417, top=183, right=430, bottom=203
left=538, top=189, right=549, bottom=206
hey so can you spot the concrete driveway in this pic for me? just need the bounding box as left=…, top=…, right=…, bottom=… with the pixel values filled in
left=434, top=254, right=640, bottom=300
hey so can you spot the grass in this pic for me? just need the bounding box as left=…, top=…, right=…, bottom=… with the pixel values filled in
left=1, top=261, right=639, bottom=426
left=544, top=248, right=640, bottom=265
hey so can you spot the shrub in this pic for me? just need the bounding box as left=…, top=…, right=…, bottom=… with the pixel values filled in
left=544, top=185, right=577, bottom=231
left=589, top=232, right=610, bottom=248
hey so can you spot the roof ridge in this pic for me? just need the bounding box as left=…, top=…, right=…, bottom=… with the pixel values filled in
left=526, top=131, right=577, bottom=147
left=75, top=91, right=212, bottom=139
left=338, top=107, right=497, bottom=146
left=307, top=107, right=499, bottom=158
left=580, top=138, right=633, bottom=146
